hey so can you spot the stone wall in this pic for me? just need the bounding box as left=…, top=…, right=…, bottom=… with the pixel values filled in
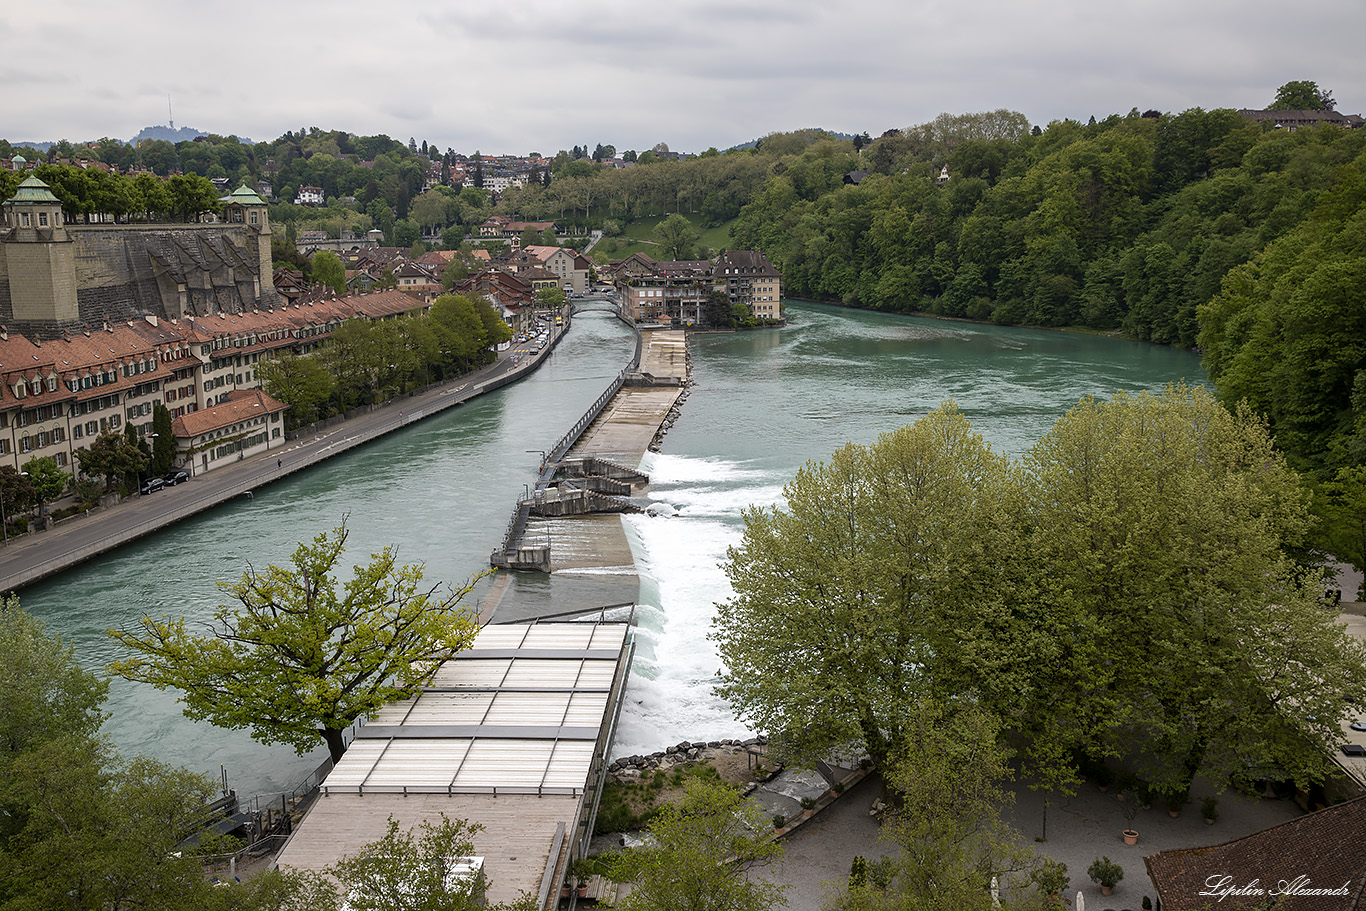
left=0, top=223, right=279, bottom=336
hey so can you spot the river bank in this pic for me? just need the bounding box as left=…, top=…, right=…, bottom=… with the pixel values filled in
left=0, top=308, right=574, bottom=595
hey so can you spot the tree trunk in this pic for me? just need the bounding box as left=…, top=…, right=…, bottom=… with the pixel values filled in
left=322, top=727, right=347, bottom=764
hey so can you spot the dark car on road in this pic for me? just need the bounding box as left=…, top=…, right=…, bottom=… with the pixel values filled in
left=139, top=477, right=165, bottom=495
left=163, top=470, right=189, bottom=486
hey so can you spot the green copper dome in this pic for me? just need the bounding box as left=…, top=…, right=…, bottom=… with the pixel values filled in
left=4, top=175, right=61, bottom=206
left=228, top=184, right=266, bottom=206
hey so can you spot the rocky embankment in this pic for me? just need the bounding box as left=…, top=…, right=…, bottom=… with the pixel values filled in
left=607, top=736, right=770, bottom=785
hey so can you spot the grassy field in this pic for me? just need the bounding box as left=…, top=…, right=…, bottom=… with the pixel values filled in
left=593, top=213, right=737, bottom=261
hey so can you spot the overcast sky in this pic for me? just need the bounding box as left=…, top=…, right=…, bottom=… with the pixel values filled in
left=5, top=0, right=1362, bottom=155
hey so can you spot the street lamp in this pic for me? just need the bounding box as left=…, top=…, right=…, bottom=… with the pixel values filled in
left=1, top=470, right=29, bottom=546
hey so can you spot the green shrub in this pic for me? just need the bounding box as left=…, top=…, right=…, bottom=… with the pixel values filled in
left=1087, top=855, right=1124, bottom=889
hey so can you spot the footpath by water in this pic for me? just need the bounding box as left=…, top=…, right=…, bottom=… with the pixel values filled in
left=22, top=301, right=1205, bottom=801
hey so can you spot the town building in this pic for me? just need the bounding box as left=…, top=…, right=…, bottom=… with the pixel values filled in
left=614, top=251, right=783, bottom=326
left=1, top=177, right=279, bottom=338
left=1146, top=795, right=1366, bottom=909
left=0, top=290, right=432, bottom=478
left=523, top=245, right=593, bottom=294
left=714, top=250, right=783, bottom=322
left=293, top=185, right=325, bottom=206
left=1237, top=108, right=1365, bottom=131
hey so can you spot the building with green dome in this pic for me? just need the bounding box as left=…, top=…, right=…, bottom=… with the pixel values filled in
left=0, top=178, right=278, bottom=337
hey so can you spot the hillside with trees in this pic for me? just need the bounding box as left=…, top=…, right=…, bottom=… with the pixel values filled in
left=5, top=83, right=1363, bottom=501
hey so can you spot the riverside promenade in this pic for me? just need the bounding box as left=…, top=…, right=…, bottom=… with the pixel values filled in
left=0, top=313, right=573, bottom=595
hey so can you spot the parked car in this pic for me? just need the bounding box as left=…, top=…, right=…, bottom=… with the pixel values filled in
left=163, top=470, right=189, bottom=486
left=140, top=477, right=165, bottom=495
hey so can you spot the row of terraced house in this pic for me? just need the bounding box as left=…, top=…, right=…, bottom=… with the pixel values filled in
left=0, top=289, right=429, bottom=478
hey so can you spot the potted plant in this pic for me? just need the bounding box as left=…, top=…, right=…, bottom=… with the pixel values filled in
left=1087, top=855, right=1124, bottom=896
left=1120, top=790, right=1140, bottom=844
left=1167, top=788, right=1189, bottom=818
left=772, top=813, right=786, bottom=831
left=800, top=796, right=816, bottom=818
left=1202, top=796, right=1219, bottom=825
left=1094, top=762, right=1114, bottom=793
left=569, top=857, right=594, bottom=899
left=831, top=780, right=846, bottom=797
left=1136, top=779, right=1155, bottom=810
left=1033, top=859, right=1069, bottom=899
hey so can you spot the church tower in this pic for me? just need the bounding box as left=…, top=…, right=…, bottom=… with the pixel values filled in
left=1, top=176, right=79, bottom=329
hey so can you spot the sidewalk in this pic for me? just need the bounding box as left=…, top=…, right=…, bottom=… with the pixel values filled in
left=0, top=315, right=571, bottom=593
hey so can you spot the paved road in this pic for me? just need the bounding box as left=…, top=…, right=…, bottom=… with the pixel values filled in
left=0, top=315, right=572, bottom=594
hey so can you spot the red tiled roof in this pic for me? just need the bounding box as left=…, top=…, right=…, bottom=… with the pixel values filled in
left=1145, top=796, right=1366, bottom=910
left=172, top=388, right=287, bottom=438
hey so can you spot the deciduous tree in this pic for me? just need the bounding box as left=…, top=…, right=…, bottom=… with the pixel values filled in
left=606, top=777, right=786, bottom=911
left=22, top=456, right=67, bottom=517
left=329, top=814, right=536, bottom=911
left=1021, top=385, right=1366, bottom=795
left=654, top=213, right=701, bottom=260
left=311, top=249, right=347, bottom=294
left=74, top=430, right=148, bottom=493
left=825, top=701, right=1042, bottom=911
left=109, top=521, right=483, bottom=763
left=713, top=404, right=1014, bottom=771
left=1269, top=79, right=1325, bottom=110
left=258, top=355, right=337, bottom=429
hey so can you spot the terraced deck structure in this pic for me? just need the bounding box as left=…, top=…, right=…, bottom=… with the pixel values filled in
left=275, top=618, right=636, bottom=908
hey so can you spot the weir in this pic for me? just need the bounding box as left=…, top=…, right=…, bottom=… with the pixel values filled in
left=488, top=329, right=688, bottom=582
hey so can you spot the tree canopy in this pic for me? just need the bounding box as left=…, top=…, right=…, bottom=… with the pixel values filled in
left=328, top=814, right=536, bottom=911
left=713, top=404, right=1013, bottom=771
left=1, top=598, right=337, bottom=911
left=1269, top=79, right=1327, bottom=110
left=109, top=522, right=483, bottom=762
left=605, top=777, right=786, bottom=911
left=714, top=389, right=1366, bottom=798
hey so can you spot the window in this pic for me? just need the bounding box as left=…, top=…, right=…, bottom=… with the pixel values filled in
left=19, top=436, right=30, bottom=453
left=38, top=212, right=48, bottom=227
left=0, top=440, right=9, bottom=455
left=46, top=377, right=56, bottom=393
left=20, top=213, right=30, bottom=227
left=73, top=425, right=83, bottom=441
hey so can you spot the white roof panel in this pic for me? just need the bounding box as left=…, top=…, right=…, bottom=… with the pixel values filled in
left=320, top=622, right=630, bottom=796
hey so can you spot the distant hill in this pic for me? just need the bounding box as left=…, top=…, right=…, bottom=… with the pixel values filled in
left=728, top=128, right=856, bottom=151
left=5, top=124, right=252, bottom=153
left=130, top=124, right=210, bottom=145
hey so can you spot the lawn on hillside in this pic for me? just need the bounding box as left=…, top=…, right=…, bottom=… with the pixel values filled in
left=593, top=214, right=736, bottom=261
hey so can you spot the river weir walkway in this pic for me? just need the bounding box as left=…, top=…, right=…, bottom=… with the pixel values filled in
left=481, top=329, right=688, bottom=618
left=0, top=310, right=575, bottom=595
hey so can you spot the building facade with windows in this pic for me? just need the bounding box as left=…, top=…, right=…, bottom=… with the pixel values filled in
left=614, top=251, right=783, bottom=325
left=0, top=290, right=432, bottom=477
